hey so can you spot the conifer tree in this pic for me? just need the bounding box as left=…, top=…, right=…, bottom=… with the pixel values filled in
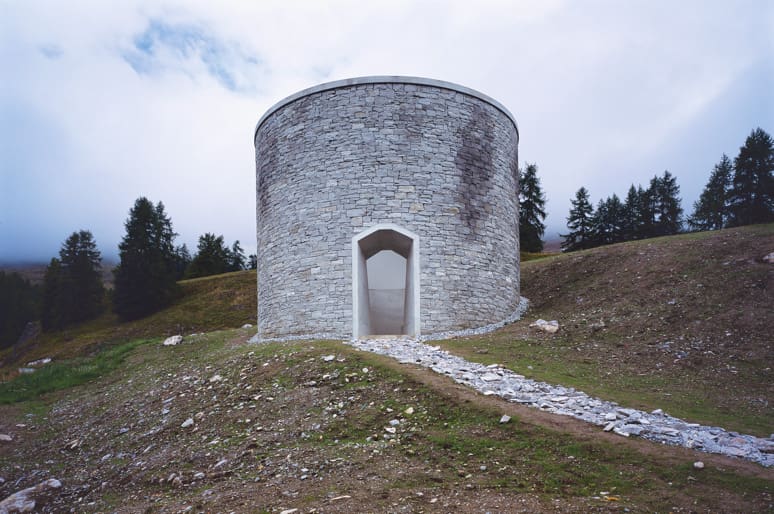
left=0, top=272, right=40, bottom=348
left=560, top=187, right=595, bottom=252
left=649, top=171, right=683, bottom=236
left=228, top=240, right=247, bottom=272
left=185, top=233, right=231, bottom=279
left=728, top=127, right=774, bottom=226
left=591, top=194, right=626, bottom=246
left=518, top=163, right=547, bottom=253
left=637, top=184, right=657, bottom=239
left=173, top=244, right=192, bottom=280
left=113, top=198, right=179, bottom=320
left=688, top=154, right=732, bottom=231
left=622, top=185, right=645, bottom=240
left=41, top=258, right=64, bottom=330
left=41, top=231, right=104, bottom=330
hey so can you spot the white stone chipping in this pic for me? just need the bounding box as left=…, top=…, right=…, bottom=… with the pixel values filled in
left=345, top=334, right=774, bottom=468
left=162, top=335, right=183, bottom=346
left=249, top=295, right=773, bottom=467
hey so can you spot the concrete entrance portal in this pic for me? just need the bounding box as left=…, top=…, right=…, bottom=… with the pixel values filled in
left=366, top=250, right=406, bottom=334
left=352, top=224, right=420, bottom=338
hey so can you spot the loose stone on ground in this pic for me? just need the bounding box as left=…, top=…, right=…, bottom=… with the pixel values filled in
left=162, top=335, right=183, bottom=346
left=0, top=478, right=61, bottom=513
left=347, top=336, right=774, bottom=467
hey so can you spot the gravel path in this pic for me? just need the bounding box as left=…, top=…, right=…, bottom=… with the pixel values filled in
left=252, top=297, right=772, bottom=467
left=347, top=332, right=774, bottom=468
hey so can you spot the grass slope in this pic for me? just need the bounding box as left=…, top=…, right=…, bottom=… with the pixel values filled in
left=441, top=224, right=774, bottom=436
left=0, top=270, right=256, bottom=377
left=0, top=227, right=771, bottom=511
left=0, top=332, right=771, bottom=512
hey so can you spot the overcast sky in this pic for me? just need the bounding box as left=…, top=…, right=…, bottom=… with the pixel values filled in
left=1, top=0, right=772, bottom=263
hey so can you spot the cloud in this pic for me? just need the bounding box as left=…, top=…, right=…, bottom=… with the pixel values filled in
left=122, top=19, right=265, bottom=93
left=38, top=44, right=63, bottom=60
left=1, top=0, right=771, bottom=261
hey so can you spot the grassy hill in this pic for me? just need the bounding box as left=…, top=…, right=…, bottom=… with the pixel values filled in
left=0, top=270, right=257, bottom=376
left=0, top=226, right=772, bottom=511
left=442, top=223, right=774, bottom=437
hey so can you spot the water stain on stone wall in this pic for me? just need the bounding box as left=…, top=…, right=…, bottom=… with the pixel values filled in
left=455, top=103, right=495, bottom=235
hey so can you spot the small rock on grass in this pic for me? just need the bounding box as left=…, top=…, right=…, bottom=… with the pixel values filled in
left=181, top=418, right=194, bottom=428
left=0, top=434, right=12, bottom=443
left=0, top=478, right=61, bottom=512
left=529, top=319, right=560, bottom=333
left=163, top=335, right=183, bottom=346
left=499, top=415, right=511, bottom=424
left=693, top=461, right=705, bottom=469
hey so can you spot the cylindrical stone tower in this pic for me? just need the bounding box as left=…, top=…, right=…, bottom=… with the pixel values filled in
left=254, top=76, right=519, bottom=339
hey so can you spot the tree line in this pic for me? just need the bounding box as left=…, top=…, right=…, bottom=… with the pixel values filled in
left=0, top=197, right=257, bottom=348
left=560, top=171, right=683, bottom=251
left=559, top=127, right=773, bottom=252
left=3, top=127, right=770, bottom=346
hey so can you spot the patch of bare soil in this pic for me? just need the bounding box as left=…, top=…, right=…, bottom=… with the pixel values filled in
left=524, top=226, right=773, bottom=354
left=507, top=225, right=773, bottom=433
left=1, top=334, right=772, bottom=513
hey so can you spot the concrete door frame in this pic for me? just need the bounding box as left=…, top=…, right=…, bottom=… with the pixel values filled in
left=352, top=223, right=420, bottom=339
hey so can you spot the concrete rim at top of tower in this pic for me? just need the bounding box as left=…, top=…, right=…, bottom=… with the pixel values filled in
left=253, top=75, right=519, bottom=144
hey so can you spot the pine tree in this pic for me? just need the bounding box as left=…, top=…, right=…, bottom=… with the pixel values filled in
left=518, top=163, right=547, bottom=253
left=728, top=127, right=774, bottom=226
left=173, top=244, right=192, bottom=280
left=41, top=231, right=104, bottom=330
left=248, top=254, right=258, bottom=270
left=41, top=258, right=64, bottom=330
left=560, top=187, right=595, bottom=252
left=649, top=171, right=683, bottom=236
left=688, top=154, right=733, bottom=231
left=0, top=272, right=40, bottom=348
left=638, top=184, right=657, bottom=239
left=228, top=240, right=247, bottom=272
left=185, top=233, right=231, bottom=279
left=113, top=198, right=179, bottom=320
left=60, top=230, right=104, bottom=321
left=622, top=185, right=645, bottom=240
left=591, top=195, right=626, bottom=246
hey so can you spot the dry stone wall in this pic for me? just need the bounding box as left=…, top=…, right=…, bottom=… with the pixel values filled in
left=255, top=77, right=520, bottom=339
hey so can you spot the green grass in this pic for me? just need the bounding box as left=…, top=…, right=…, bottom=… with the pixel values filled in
left=488, top=224, right=774, bottom=436
left=520, top=251, right=559, bottom=262
left=438, top=334, right=773, bottom=436
left=0, top=270, right=257, bottom=376
left=0, top=338, right=152, bottom=403
left=1, top=331, right=769, bottom=512
left=303, top=345, right=771, bottom=508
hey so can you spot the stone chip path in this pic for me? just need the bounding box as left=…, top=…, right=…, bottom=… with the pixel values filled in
left=346, top=336, right=774, bottom=467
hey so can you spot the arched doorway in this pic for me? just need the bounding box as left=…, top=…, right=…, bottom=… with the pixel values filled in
left=352, top=224, right=420, bottom=338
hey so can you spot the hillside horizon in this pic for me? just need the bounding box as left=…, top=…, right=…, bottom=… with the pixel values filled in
left=1, top=224, right=772, bottom=511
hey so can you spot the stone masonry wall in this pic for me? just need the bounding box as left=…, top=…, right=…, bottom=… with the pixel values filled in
left=255, top=77, right=520, bottom=338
